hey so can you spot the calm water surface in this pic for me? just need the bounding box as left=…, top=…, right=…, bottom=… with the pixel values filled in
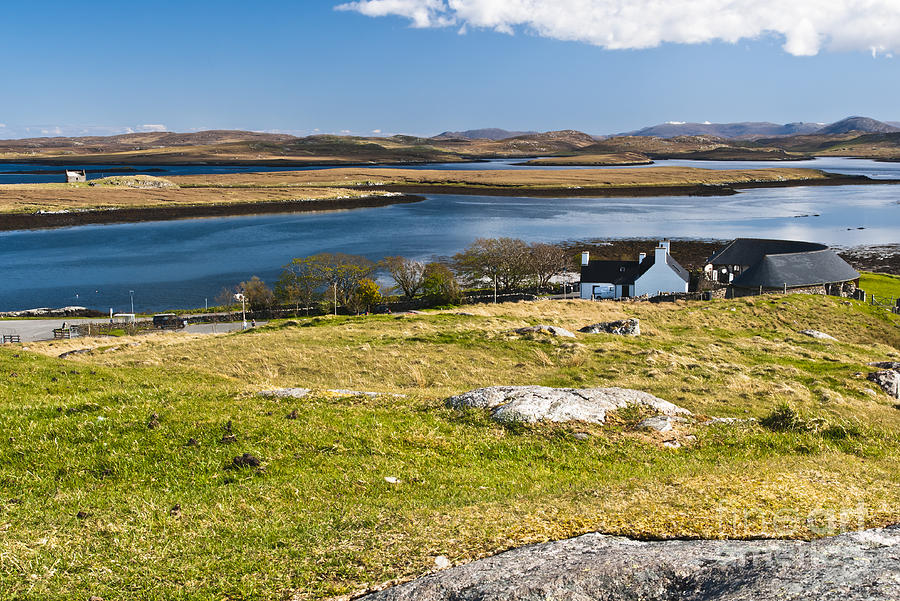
left=0, top=158, right=897, bottom=311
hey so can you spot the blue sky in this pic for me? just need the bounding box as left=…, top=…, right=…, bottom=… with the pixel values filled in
left=1, top=0, right=898, bottom=138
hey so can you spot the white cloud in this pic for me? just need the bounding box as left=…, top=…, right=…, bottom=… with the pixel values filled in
left=336, top=0, right=900, bottom=56
left=139, top=124, right=168, bottom=132
left=0, top=123, right=6, bottom=128
left=372, top=128, right=383, bottom=134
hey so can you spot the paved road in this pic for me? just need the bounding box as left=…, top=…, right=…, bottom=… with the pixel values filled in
left=0, top=318, right=261, bottom=343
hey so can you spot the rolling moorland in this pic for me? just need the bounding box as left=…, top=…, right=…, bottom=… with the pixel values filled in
left=1, top=294, right=899, bottom=599
left=4, top=115, right=900, bottom=168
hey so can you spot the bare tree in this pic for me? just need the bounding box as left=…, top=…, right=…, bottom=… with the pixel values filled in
left=382, top=256, right=426, bottom=300
left=527, top=243, right=570, bottom=291
left=453, top=238, right=530, bottom=301
left=215, top=286, right=238, bottom=312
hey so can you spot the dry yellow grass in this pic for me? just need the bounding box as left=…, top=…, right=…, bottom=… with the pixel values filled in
left=0, top=183, right=381, bottom=214
left=34, top=295, right=900, bottom=425
left=170, top=165, right=831, bottom=190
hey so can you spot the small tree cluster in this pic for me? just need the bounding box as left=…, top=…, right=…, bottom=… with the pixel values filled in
left=453, top=238, right=570, bottom=296
left=275, top=253, right=379, bottom=314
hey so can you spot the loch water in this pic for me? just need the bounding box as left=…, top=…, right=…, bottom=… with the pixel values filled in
left=0, top=158, right=897, bottom=312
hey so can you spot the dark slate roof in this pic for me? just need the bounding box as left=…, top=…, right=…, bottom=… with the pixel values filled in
left=581, top=260, right=642, bottom=285
left=707, top=238, right=827, bottom=266
left=732, top=249, right=859, bottom=288
left=582, top=253, right=690, bottom=285
left=664, top=254, right=691, bottom=282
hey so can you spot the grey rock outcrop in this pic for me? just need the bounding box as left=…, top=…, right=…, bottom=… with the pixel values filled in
left=446, top=386, right=689, bottom=425
left=58, top=348, right=92, bottom=359
left=637, top=415, right=689, bottom=433
left=259, top=388, right=312, bottom=399
left=514, top=325, right=576, bottom=338
left=867, top=370, right=900, bottom=399
left=702, top=417, right=758, bottom=426
left=869, top=361, right=900, bottom=370
left=259, top=388, right=405, bottom=399
left=799, top=329, right=837, bottom=341
left=360, top=525, right=900, bottom=601
left=579, top=318, right=640, bottom=336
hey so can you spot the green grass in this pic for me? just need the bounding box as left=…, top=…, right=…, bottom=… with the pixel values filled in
left=1, top=294, right=899, bottom=599
left=860, top=271, right=900, bottom=301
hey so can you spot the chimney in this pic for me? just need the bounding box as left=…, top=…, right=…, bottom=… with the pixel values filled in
left=638, top=252, right=647, bottom=263
left=655, top=242, right=668, bottom=265
left=660, top=239, right=671, bottom=251
left=581, top=251, right=590, bottom=266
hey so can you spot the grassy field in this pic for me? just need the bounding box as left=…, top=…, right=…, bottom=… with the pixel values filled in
left=0, top=179, right=386, bottom=215
left=860, top=272, right=900, bottom=300
left=2, top=294, right=899, bottom=599
left=170, top=165, right=832, bottom=190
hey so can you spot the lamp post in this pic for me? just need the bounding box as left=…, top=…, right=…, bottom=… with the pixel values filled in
left=129, top=290, right=135, bottom=314
left=234, top=292, right=247, bottom=329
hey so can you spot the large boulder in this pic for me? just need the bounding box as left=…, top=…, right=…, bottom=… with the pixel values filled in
left=867, top=370, right=900, bottom=399
left=579, top=318, right=640, bottom=336
left=360, top=526, right=900, bottom=601
left=514, top=325, right=576, bottom=338
left=445, top=386, right=689, bottom=425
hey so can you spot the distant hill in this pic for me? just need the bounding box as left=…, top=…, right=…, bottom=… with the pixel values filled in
left=621, top=116, right=900, bottom=139
left=620, top=121, right=824, bottom=139
left=813, top=116, right=900, bottom=135
left=0, top=130, right=298, bottom=152
left=432, top=128, right=538, bottom=141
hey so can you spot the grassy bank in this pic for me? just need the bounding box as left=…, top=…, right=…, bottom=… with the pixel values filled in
left=170, top=165, right=835, bottom=191
left=2, top=294, right=898, bottom=599
left=0, top=181, right=385, bottom=215
left=860, top=272, right=900, bottom=299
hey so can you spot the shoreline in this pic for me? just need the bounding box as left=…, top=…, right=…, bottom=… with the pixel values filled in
left=2, top=174, right=896, bottom=232
left=4, top=239, right=896, bottom=314
left=0, top=194, right=425, bottom=231
left=0, top=174, right=900, bottom=231
left=0, top=157, right=482, bottom=168
left=351, top=173, right=900, bottom=198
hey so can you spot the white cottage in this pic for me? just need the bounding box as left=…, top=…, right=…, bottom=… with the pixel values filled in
left=580, top=241, right=689, bottom=300
left=65, top=169, right=87, bottom=183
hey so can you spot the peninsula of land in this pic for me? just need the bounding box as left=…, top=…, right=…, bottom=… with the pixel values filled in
left=0, top=166, right=891, bottom=230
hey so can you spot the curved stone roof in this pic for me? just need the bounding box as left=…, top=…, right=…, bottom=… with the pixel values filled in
left=707, top=238, right=827, bottom=266
left=710, top=238, right=859, bottom=289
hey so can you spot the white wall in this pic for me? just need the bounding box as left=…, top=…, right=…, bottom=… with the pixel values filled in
left=633, top=248, right=688, bottom=297
left=581, top=282, right=616, bottom=299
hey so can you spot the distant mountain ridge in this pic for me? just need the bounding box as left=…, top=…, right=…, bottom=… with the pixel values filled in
left=619, top=116, right=900, bottom=139
left=432, top=128, right=538, bottom=140
left=620, top=121, right=824, bottom=139
left=815, top=116, right=900, bottom=135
